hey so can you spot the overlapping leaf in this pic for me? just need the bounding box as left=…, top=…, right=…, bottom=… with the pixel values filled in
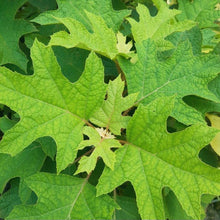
left=8, top=173, right=118, bottom=219
left=0, top=179, right=21, bottom=219
left=28, top=0, right=57, bottom=12
left=76, top=126, right=122, bottom=174
left=118, top=39, right=220, bottom=124
left=0, top=144, right=45, bottom=193
left=97, top=96, right=220, bottom=219
left=177, top=0, right=220, bottom=28
left=32, top=0, right=130, bottom=32
left=201, top=29, right=220, bottom=52
left=115, top=196, right=141, bottom=220
left=0, top=40, right=106, bottom=173
left=184, top=95, right=220, bottom=117
left=90, top=76, right=138, bottom=135
left=0, top=116, right=17, bottom=133
left=127, top=3, right=195, bottom=49
left=165, top=26, right=202, bottom=55
left=49, top=13, right=119, bottom=59
left=0, top=0, right=36, bottom=70
left=0, top=1, right=219, bottom=219
left=164, top=190, right=191, bottom=220
left=185, top=73, right=220, bottom=115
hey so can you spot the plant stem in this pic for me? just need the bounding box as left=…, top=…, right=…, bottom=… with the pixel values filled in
left=114, top=59, right=126, bottom=81
left=118, top=139, right=128, bottom=145
left=73, top=148, right=94, bottom=164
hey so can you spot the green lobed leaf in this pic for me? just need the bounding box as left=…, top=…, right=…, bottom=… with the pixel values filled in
left=118, top=39, right=220, bottom=125
left=115, top=196, right=141, bottom=220
left=0, top=143, right=45, bottom=193
left=184, top=54, right=220, bottom=115
left=186, top=74, right=220, bottom=115
left=49, top=13, right=119, bottom=59
left=184, top=96, right=220, bottom=116
left=36, top=137, right=57, bottom=159
left=164, top=189, right=192, bottom=220
left=76, top=126, right=122, bottom=174
left=8, top=172, right=118, bottom=219
left=52, top=47, right=89, bottom=83
left=0, top=1, right=220, bottom=219
left=202, top=29, right=220, bottom=50
left=24, top=25, right=89, bottom=82
left=128, top=3, right=195, bottom=49
left=28, top=0, right=57, bottom=12
left=90, top=76, right=138, bottom=135
left=165, top=26, right=202, bottom=56
left=177, top=0, right=220, bottom=28
left=32, top=0, right=130, bottom=32
left=209, top=74, right=220, bottom=101
left=0, top=116, right=17, bottom=133
left=0, top=0, right=36, bottom=70
left=0, top=40, right=106, bottom=173
left=0, top=179, right=21, bottom=219
left=19, top=178, right=38, bottom=205
left=97, top=96, right=220, bottom=219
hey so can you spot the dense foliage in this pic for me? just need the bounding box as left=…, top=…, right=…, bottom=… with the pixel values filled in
left=0, top=0, right=220, bottom=219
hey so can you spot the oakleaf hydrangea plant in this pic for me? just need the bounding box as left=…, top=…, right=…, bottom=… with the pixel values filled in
left=0, top=0, right=220, bottom=219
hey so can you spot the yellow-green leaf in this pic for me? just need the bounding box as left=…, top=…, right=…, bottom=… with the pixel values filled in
left=97, top=96, right=220, bottom=219
left=207, top=114, right=220, bottom=156
left=76, top=126, right=122, bottom=174
left=0, top=40, right=106, bottom=173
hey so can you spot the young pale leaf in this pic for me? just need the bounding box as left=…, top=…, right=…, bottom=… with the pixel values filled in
left=118, top=39, right=220, bottom=125
left=0, top=40, right=106, bottom=173
left=90, top=76, right=138, bottom=135
left=128, top=3, right=195, bottom=49
left=76, top=126, right=122, bottom=174
left=0, top=0, right=36, bottom=70
left=49, top=12, right=118, bottom=59
left=117, top=33, right=134, bottom=58
left=177, top=0, right=220, bottom=28
left=0, top=144, right=45, bottom=193
left=32, top=0, right=130, bottom=32
left=8, top=173, right=118, bottom=219
left=97, top=96, right=220, bottom=219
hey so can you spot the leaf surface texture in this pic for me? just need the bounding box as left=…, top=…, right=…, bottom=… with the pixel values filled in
left=118, top=39, right=220, bottom=124
left=8, top=173, right=117, bottom=219
left=0, top=0, right=36, bottom=70
left=97, top=96, right=220, bottom=219
left=0, top=40, right=106, bottom=172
